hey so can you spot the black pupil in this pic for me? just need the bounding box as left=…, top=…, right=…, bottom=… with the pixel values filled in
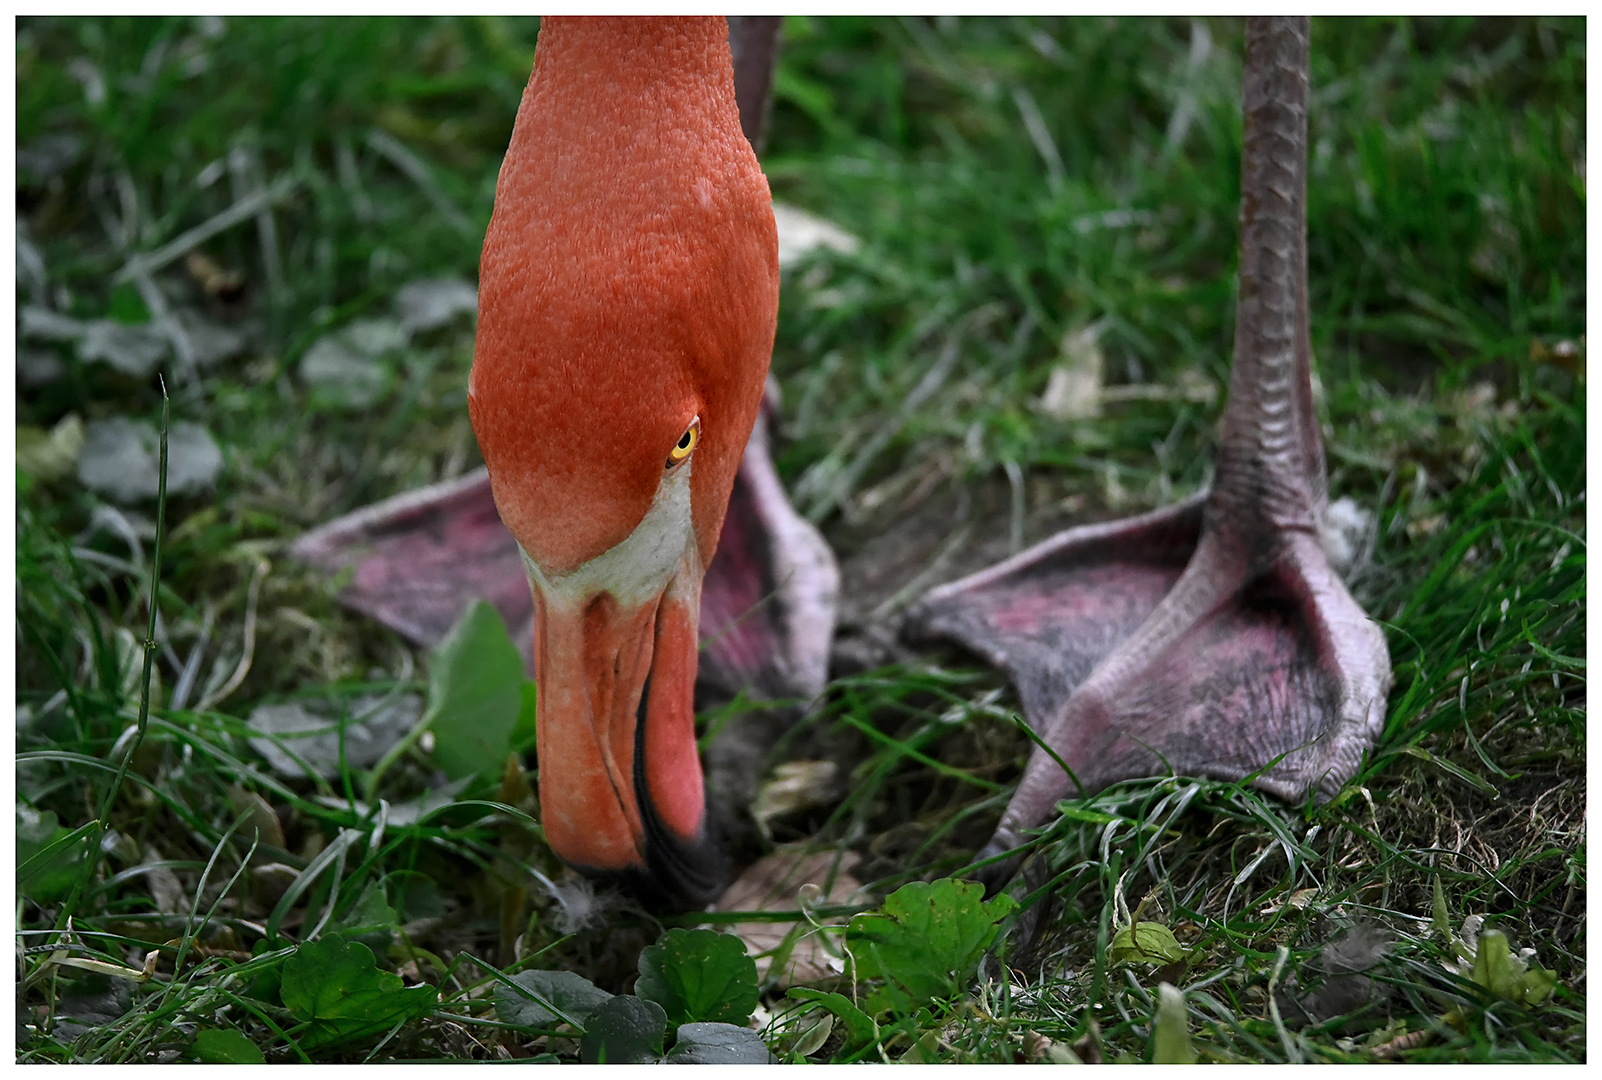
left=678, top=431, right=692, bottom=449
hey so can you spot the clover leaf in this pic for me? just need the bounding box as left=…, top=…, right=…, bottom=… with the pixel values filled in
left=846, top=878, right=1016, bottom=1011
left=580, top=995, right=667, bottom=1064
left=280, top=934, right=437, bottom=1050
left=636, top=927, right=758, bottom=1026
left=495, top=969, right=614, bottom=1031
left=664, top=1022, right=774, bottom=1063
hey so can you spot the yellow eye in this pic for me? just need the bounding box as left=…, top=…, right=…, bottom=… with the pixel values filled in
left=666, top=418, right=699, bottom=468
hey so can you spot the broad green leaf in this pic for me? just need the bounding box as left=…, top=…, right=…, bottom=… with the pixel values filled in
left=17, top=807, right=90, bottom=903
left=1150, top=983, right=1197, bottom=1064
left=636, top=927, right=759, bottom=1026
left=328, top=883, right=399, bottom=953
left=332, top=883, right=398, bottom=935
left=192, top=1028, right=265, bottom=1064
left=426, top=601, right=528, bottom=781
left=1470, top=929, right=1556, bottom=1007
left=787, top=987, right=878, bottom=1050
left=1431, top=876, right=1450, bottom=940
left=1521, top=965, right=1558, bottom=1005
left=280, top=934, right=437, bottom=1050
left=513, top=679, right=537, bottom=753
left=1471, top=929, right=1517, bottom=996
left=664, top=1021, right=775, bottom=1063
left=1109, top=921, right=1187, bottom=966
left=580, top=995, right=667, bottom=1064
left=846, top=878, right=1017, bottom=1009
left=495, top=969, right=613, bottom=1031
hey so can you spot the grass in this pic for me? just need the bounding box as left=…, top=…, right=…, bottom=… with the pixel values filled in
left=15, top=15, right=1585, bottom=1064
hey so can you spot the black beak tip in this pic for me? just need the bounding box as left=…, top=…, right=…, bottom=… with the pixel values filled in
left=637, top=809, right=729, bottom=912
left=620, top=673, right=730, bottom=912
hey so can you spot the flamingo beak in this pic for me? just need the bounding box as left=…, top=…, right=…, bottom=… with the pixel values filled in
left=525, top=552, right=726, bottom=908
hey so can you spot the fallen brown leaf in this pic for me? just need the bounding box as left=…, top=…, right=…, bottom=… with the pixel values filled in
left=713, top=848, right=867, bottom=989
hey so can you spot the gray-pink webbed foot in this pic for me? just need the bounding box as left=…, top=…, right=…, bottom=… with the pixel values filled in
left=909, top=17, right=1391, bottom=881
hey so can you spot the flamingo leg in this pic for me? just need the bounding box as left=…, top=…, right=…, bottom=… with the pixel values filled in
left=910, top=18, right=1392, bottom=884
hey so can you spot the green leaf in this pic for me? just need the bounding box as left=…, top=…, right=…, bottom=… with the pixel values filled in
left=1470, top=929, right=1557, bottom=1007
left=580, top=995, right=667, bottom=1064
left=243, top=939, right=284, bottom=1005
left=426, top=601, right=528, bottom=782
left=17, top=807, right=90, bottom=903
left=1150, top=983, right=1197, bottom=1064
left=333, top=883, right=398, bottom=934
left=396, top=876, right=445, bottom=922
left=664, top=1021, right=775, bottom=1064
left=192, top=1028, right=265, bottom=1064
left=787, top=987, right=878, bottom=1051
left=327, top=883, right=400, bottom=953
left=513, top=678, right=537, bottom=753
left=1109, top=921, right=1187, bottom=966
left=280, top=934, right=437, bottom=1050
left=1431, top=876, right=1450, bottom=940
left=636, top=927, right=759, bottom=1027
left=495, top=969, right=613, bottom=1031
left=846, top=878, right=1017, bottom=1009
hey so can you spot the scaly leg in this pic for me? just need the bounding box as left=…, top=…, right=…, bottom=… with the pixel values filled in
left=910, top=18, right=1392, bottom=882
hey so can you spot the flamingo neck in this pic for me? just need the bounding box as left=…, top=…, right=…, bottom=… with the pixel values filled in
left=524, top=17, right=738, bottom=154
left=472, top=15, right=775, bottom=573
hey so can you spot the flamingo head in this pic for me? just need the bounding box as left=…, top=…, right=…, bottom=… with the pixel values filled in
left=467, top=17, right=778, bottom=906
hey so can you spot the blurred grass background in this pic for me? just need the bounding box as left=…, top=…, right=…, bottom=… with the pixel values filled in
left=15, top=16, right=1584, bottom=1063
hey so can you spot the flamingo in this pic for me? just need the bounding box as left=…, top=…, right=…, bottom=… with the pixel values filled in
left=296, top=16, right=1391, bottom=909
left=466, top=15, right=808, bottom=906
